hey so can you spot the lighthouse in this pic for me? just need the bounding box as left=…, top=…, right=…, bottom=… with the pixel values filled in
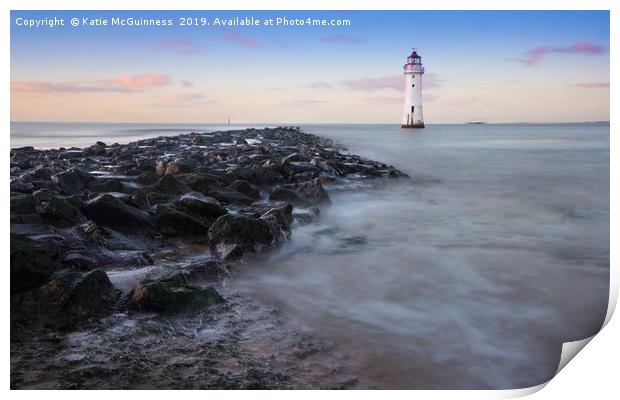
left=402, top=49, right=425, bottom=128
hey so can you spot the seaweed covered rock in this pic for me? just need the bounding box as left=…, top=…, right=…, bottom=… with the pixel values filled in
left=10, top=234, right=55, bottom=293
left=126, top=280, right=223, bottom=313
left=84, top=193, right=154, bottom=232
left=174, top=193, right=228, bottom=220
left=208, top=214, right=273, bottom=250
left=16, top=269, right=118, bottom=327
left=152, top=204, right=209, bottom=236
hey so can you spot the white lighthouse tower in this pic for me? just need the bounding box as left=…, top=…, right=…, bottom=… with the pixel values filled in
left=402, top=49, right=425, bottom=128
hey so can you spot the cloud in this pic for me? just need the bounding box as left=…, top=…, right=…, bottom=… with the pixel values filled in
left=279, top=99, right=327, bottom=107
left=573, top=82, right=610, bottom=88
left=102, top=74, right=171, bottom=91
left=361, top=96, right=402, bottom=106
left=341, top=73, right=442, bottom=91
left=443, top=96, right=481, bottom=106
left=180, top=80, right=194, bottom=88
left=341, top=74, right=403, bottom=91
left=12, top=74, right=171, bottom=94
left=158, top=39, right=197, bottom=54
left=218, top=30, right=260, bottom=48
left=320, top=34, right=366, bottom=44
left=145, top=93, right=216, bottom=107
left=306, top=81, right=333, bottom=89
left=514, top=42, right=606, bottom=66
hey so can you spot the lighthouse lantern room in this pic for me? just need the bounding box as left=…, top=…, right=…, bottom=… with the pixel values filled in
left=402, top=49, right=425, bottom=128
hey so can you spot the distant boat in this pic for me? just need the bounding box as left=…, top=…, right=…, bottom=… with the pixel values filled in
left=465, top=119, right=487, bottom=125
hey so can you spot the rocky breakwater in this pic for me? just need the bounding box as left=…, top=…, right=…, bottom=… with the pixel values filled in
left=10, top=127, right=408, bottom=330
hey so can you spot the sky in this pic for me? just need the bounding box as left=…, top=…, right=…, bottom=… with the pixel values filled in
left=10, top=10, right=610, bottom=124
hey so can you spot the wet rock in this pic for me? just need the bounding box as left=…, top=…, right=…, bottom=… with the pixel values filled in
left=154, top=174, right=192, bottom=195
left=294, top=178, right=331, bottom=205
left=177, top=173, right=221, bottom=195
left=126, top=280, right=223, bottom=313
left=51, top=168, right=93, bottom=195
left=260, top=204, right=294, bottom=242
left=209, top=188, right=255, bottom=205
left=174, top=193, right=227, bottom=220
left=61, top=251, right=99, bottom=270
left=269, top=187, right=304, bottom=205
left=84, top=194, right=154, bottom=232
left=32, top=188, right=54, bottom=204
left=10, top=193, right=36, bottom=214
left=165, top=158, right=196, bottom=175
left=17, top=269, right=118, bottom=327
left=208, top=214, right=273, bottom=251
left=85, top=141, right=107, bottom=156
left=60, top=269, right=118, bottom=317
left=180, top=258, right=230, bottom=281
left=10, top=181, right=34, bottom=193
left=10, top=234, right=55, bottom=293
left=43, top=196, right=84, bottom=224
left=130, top=190, right=151, bottom=210
left=152, top=204, right=209, bottom=236
left=135, top=171, right=160, bottom=185
left=87, top=178, right=125, bottom=193
left=228, top=179, right=261, bottom=199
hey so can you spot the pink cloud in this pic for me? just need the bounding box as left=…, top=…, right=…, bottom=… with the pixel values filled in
left=218, top=30, right=260, bottom=48
left=573, top=82, right=610, bottom=88
left=341, top=73, right=442, bottom=91
left=103, top=74, right=171, bottom=90
left=146, top=93, right=215, bottom=107
left=279, top=99, right=327, bottom=107
left=443, top=96, right=481, bottom=106
left=516, top=41, right=606, bottom=66
left=306, top=81, right=333, bottom=89
left=158, top=39, right=197, bottom=54
left=12, top=74, right=171, bottom=94
left=320, top=34, right=365, bottom=44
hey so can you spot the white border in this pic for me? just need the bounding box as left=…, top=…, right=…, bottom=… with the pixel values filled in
left=3, top=1, right=616, bottom=398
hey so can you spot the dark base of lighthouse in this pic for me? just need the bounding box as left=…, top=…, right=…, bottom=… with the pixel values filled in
left=401, top=123, right=425, bottom=129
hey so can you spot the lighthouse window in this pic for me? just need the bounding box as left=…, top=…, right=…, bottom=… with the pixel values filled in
left=411, top=83, right=415, bottom=87
left=411, top=106, right=415, bottom=113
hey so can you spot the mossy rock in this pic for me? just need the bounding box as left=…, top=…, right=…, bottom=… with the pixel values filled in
left=84, top=193, right=154, bottom=231
left=152, top=204, right=209, bottom=236
left=126, top=281, right=223, bottom=313
left=208, top=214, right=273, bottom=248
left=47, top=196, right=83, bottom=223
left=10, top=234, right=55, bottom=293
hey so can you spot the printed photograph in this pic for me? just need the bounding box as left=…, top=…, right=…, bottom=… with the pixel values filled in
left=9, top=9, right=610, bottom=390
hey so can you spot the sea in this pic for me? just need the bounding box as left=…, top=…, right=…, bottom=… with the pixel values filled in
left=10, top=122, right=610, bottom=389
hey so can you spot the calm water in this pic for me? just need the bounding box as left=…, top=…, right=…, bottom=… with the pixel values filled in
left=10, top=122, right=610, bottom=389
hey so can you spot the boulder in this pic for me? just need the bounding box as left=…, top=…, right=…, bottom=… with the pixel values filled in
left=10, top=193, right=35, bottom=214
left=174, top=193, right=227, bottom=220
left=164, top=158, right=196, bottom=175
left=153, top=174, right=192, bottom=195
left=208, top=214, right=273, bottom=250
left=228, top=179, right=261, bottom=199
left=10, top=234, right=55, bottom=293
left=84, top=193, right=154, bottom=232
left=152, top=204, right=209, bottom=236
left=209, top=188, right=255, bottom=205
left=51, top=167, right=93, bottom=194
left=60, top=269, right=118, bottom=317
left=269, top=187, right=304, bottom=205
left=17, top=269, right=118, bottom=327
left=44, top=196, right=84, bottom=223
left=176, top=173, right=221, bottom=195
left=295, top=178, right=331, bottom=204
left=126, top=281, right=223, bottom=313
left=87, top=178, right=125, bottom=193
